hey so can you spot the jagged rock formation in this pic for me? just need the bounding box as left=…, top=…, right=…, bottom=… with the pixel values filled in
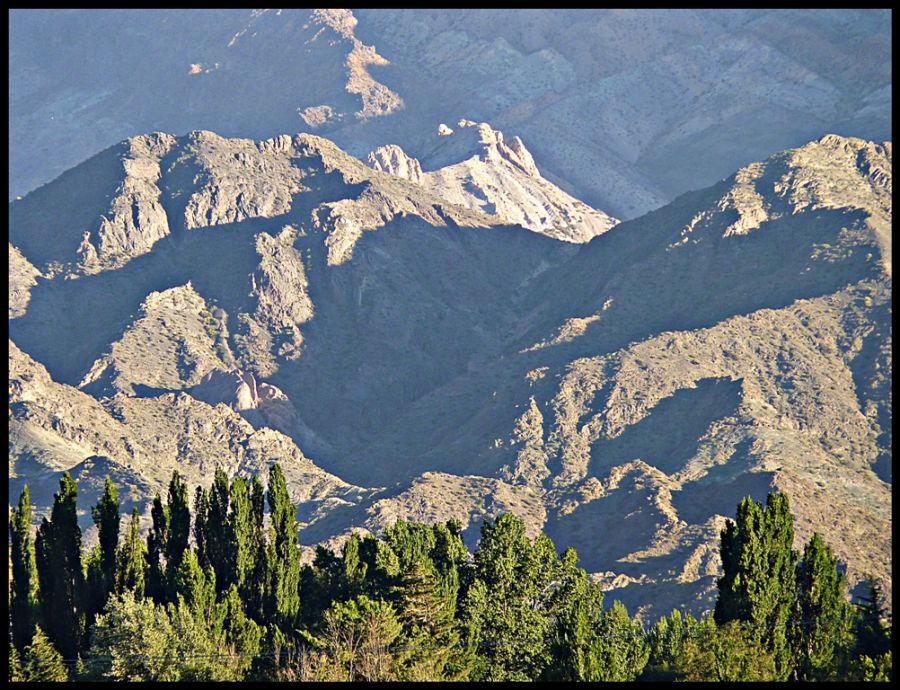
left=8, top=130, right=892, bottom=619
left=8, top=243, right=40, bottom=319
left=189, top=368, right=299, bottom=436
left=367, top=121, right=618, bottom=242
left=77, top=133, right=176, bottom=274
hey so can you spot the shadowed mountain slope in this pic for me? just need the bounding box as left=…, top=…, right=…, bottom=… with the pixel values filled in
left=8, top=130, right=891, bottom=619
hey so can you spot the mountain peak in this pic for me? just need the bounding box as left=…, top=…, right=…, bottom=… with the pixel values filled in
left=367, top=121, right=617, bottom=242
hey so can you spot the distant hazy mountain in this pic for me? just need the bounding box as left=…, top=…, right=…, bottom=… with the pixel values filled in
left=9, top=127, right=891, bottom=619
left=9, top=8, right=891, bottom=221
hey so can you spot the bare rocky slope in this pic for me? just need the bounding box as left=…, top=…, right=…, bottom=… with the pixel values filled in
left=8, top=130, right=891, bottom=619
left=10, top=9, right=890, bottom=222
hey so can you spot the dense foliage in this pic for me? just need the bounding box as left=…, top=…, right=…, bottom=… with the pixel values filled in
left=8, top=468, right=892, bottom=682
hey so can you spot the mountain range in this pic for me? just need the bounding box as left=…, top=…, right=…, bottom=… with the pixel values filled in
left=9, top=116, right=891, bottom=619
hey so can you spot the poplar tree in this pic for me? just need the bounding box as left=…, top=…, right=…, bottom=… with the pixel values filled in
left=205, top=468, right=235, bottom=594
left=165, top=471, right=191, bottom=600
left=145, top=493, right=169, bottom=603
left=244, top=475, right=269, bottom=621
left=266, top=464, right=300, bottom=628
left=10, top=485, right=39, bottom=651
left=92, top=478, right=121, bottom=593
left=230, top=476, right=256, bottom=593
left=714, top=492, right=797, bottom=679
left=86, top=478, right=121, bottom=622
left=193, top=486, right=210, bottom=571
left=34, top=473, right=86, bottom=659
left=116, top=508, right=147, bottom=598
left=791, top=532, right=855, bottom=680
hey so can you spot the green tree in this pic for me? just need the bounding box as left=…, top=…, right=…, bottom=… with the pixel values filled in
left=34, top=473, right=86, bottom=659
left=164, top=471, right=191, bottom=600
left=85, top=478, right=121, bottom=624
left=675, top=618, right=777, bottom=681
left=592, top=600, right=649, bottom=681
left=544, top=548, right=606, bottom=681
left=173, top=550, right=217, bottom=623
left=230, top=476, right=256, bottom=594
left=115, top=508, right=147, bottom=598
left=265, top=464, right=300, bottom=628
left=193, top=486, right=210, bottom=571
left=21, top=625, right=68, bottom=682
left=392, top=561, right=470, bottom=680
left=791, top=532, right=855, bottom=680
left=461, top=514, right=561, bottom=680
left=145, top=493, right=169, bottom=603
left=714, top=492, right=797, bottom=679
left=203, top=468, right=236, bottom=594
left=85, top=590, right=178, bottom=681
left=92, top=478, right=121, bottom=597
left=642, top=608, right=700, bottom=680
left=10, top=485, right=39, bottom=651
left=9, top=635, right=24, bottom=682
left=302, top=595, right=405, bottom=681
left=243, top=475, right=269, bottom=621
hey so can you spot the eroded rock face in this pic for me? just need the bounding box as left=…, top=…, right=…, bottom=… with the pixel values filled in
left=366, top=122, right=619, bottom=243
left=8, top=243, right=40, bottom=319
left=180, top=130, right=305, bottom=229
left=367, top=144, right=424, bottom=183
left=310, top=8, right=404, bottom=120
left=189, top=368, right=299, bottom=436
left=78, top=133, right=176, bottom=274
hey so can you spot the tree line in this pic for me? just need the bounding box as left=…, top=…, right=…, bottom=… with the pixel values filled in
left=8, top=465, right=892, bottom=681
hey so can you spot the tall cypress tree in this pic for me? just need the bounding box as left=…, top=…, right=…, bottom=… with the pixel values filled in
left=10, top=485, right=39, bottom=651
left=205, top=468, right=235, bottom=594
left=265, top=464, right=300, bottom=628
left=244, top=475, right=268, bottom=621
left=791, top=532, right=854, bottom=680
left=229, top=476, right=255, bottom=593
left=116, top=508, right=147, bottom=598
left=714, top=492, right=798, bottom=680
left=93, top=478, right=121, bottom=592
left=165, top=471, right=191, bottom=600
left=193, top=486, right=210, bottom=572
left=34, top=473, right=86, bottom=659
left=145, top=493, right=169, bottom=603
left=86, top=478, right=121, bottom=621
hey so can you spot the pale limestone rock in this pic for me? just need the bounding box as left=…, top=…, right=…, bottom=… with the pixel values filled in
left=367, top=144, right=424, bottom=183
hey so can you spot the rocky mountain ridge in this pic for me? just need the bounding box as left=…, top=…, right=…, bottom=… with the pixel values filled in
left=367, top=120, right=618, bottom=242
left=8, top=129, right=891, bottom=618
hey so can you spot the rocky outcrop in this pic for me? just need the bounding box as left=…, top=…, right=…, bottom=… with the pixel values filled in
left=238, top=226, right=314, bottom=372
left=188, top=368, right=299, bottom=437
left=78, top=133, right=176, bottom=274
left=367, top=144, right=424, bottom=183
left=181, top=130, right=305, bottom=229
left=366, top=121, right=619, bottom=243
left=310, top=9, right=404, bottom=120
left=11, top=336, right=364, bottom=527
left=8, top=243, right=41, bottom=319
left=296, top=133, right=493, bottom=265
